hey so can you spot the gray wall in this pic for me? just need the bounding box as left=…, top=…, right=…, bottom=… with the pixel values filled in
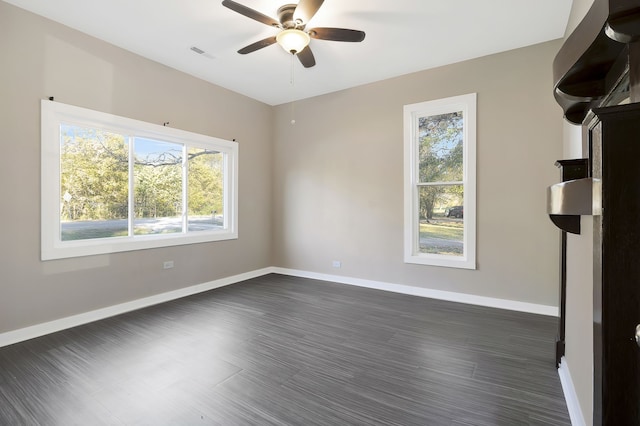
left=1, top=0, right=566, bottom=338
left=0, top=2, right=273, bottom=333
left=565, top=219, right=594, bottom=425
left=562, top=0, right=596, bottom=424
left=272, top=40, right=564, bottom=306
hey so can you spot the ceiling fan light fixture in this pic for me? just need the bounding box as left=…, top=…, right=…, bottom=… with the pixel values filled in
left=276, top=29, right=310, bottom=54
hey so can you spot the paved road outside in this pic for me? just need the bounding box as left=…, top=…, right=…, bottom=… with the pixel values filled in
left=61, top=216, right=223, bottom=240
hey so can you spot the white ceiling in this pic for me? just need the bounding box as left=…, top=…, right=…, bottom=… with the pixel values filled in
left=5, top=0, right=573, bottom=105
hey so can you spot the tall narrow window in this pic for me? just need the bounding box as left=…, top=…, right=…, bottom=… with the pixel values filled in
left=42, top=100, right=238, bottom=260
left=404, top=93, right=476, bottom=269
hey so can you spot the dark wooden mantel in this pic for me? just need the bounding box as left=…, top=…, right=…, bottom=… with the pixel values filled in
left=553, top=1, right=640, bottom=425
left=553, top=0, right=640, bottom=124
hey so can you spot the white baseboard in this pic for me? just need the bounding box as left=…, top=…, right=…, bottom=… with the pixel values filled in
left=271, top=267, right=559, bottom=317
left=0, top=267, right=272, bottom=348
left=0, top=266, right=558, bottom=348
left=558, top=357, right=587, bottom=426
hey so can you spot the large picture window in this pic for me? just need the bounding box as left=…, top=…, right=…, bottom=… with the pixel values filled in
left=42, top=100, right=238, bottom=260
left=403, top=93, right=476, bottom=269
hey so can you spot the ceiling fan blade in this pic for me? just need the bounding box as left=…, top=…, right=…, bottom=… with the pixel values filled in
left=297, top=46, right=316, bottom=68
left=222, top=0, right=280, bottom=27
left=238, top=36, right=277, bottom=54
left=309, top=27, right=366, bottom=42
left=293, top=0, right=324, bottom=25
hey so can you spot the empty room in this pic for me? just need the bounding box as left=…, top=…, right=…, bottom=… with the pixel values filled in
left=3, top=0, right=633, bottom=424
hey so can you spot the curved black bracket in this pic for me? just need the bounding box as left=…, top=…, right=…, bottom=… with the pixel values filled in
left=549, top=215, right=581, bottom=234
left=553, top=0, right=640, bottom=124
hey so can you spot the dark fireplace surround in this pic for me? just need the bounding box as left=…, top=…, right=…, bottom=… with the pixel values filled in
left=552, top=1, right=640, bottom=425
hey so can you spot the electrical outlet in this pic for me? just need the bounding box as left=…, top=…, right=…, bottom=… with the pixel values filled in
left=163, top=261, right=174, bottom=269
left=332, top=260, right=341, bottom=268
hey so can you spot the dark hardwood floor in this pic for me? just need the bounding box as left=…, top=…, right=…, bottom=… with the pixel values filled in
left=0, top=274, right=570, bottom=425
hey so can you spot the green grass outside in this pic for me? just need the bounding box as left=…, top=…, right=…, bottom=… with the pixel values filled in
left=419, top=218, right=464, bottom=256
left=419, top=220, right=463, bottom=241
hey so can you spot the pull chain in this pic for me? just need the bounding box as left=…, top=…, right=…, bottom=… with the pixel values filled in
left=290, top=53, right=296, bottom=125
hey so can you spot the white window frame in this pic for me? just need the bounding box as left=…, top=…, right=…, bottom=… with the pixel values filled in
left=403, top=93, right=476, bottom=269
left=41, top=100, right=238, bottom=260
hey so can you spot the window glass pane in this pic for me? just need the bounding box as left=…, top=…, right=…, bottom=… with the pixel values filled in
left=60, top=125, right=129, bottom=241
left=418, top=185, right=463, bottom=256
left=133, top=138, right=183, bottom=235
left=187, top=148, right=224, bottom=232
left=418, top=111, right=463, bottom=183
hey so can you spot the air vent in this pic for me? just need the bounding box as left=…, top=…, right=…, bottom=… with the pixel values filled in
left=190, top=46, right=215, bottom=59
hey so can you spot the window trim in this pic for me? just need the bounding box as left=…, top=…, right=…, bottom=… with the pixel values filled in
left=403, top=93, right=477, bottom=269
left=41, top=100, right=238, bottom=261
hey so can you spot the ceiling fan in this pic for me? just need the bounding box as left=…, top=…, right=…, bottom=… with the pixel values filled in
left=221, top=0, right=365, bottom=68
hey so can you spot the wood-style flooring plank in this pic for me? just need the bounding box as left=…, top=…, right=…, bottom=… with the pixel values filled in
left=0, top=273, right=571, bottom=425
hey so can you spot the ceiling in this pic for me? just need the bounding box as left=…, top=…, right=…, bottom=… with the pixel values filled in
left=5, top=0, right=573, bottom=105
